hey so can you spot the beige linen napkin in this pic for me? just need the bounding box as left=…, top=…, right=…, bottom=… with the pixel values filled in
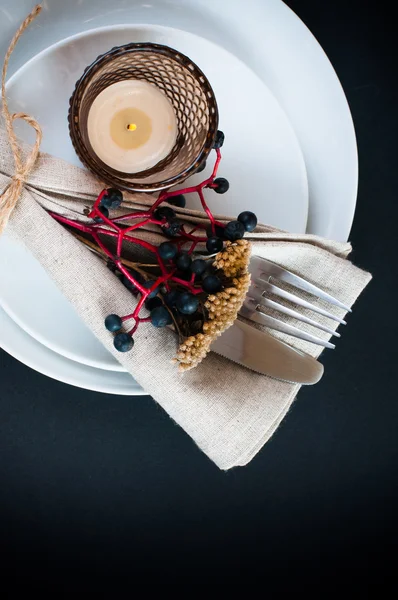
left=0, top=128, right=371, bottom=469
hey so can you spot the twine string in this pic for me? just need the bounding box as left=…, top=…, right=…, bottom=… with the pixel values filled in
left=0, top=4, right=42, bottom=234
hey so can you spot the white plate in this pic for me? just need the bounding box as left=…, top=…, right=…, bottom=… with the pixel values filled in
left=0, top=231, right=125, bottom=371
left=0, top=24, right=308, bottom=371
left=6, top=24, right=308, bottom=229
left=0, top=305, right=141, bottom=395
left=0, top=0, right=358, bottom=393
left=0, top=0, right=357, bottom=242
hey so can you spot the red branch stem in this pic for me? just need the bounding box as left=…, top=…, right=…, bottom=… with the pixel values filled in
left=49, top=148, right=225, bottom=335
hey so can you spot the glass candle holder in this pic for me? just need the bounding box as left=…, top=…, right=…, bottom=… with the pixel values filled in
left=68, top=42, right=219, bottom=193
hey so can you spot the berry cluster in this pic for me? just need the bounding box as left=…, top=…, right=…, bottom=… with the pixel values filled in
left=49, top=131, right=258, bottom=358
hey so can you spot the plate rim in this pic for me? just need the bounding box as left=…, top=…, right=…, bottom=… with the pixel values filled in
left=2, top=21, right=309, bottom=372
left=0, top=0, right=358, bottom=393
left=0, top=306, right=143, bottom=395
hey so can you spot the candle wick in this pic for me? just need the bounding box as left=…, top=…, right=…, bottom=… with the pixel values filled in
left=127, top=123, right=137, bottom=131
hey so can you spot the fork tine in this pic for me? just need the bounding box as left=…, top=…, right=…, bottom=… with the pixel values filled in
left=254, top=278, right=347, bottom=325
left=249, top=287, right=340, bottom=337
left=250, top=256, right=352, bottom=312
left=240, top=300, right=336, bottom=349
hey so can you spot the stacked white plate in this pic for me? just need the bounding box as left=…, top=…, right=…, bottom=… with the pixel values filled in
left=0, top=0, right=357, bottom=394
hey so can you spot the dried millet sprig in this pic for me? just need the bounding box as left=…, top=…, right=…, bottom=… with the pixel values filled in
left=174, top=239, right=251, bottom=371
left=215, top=239, right=252, bottom=277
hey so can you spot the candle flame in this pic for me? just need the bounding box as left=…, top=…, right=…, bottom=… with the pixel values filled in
left=127, top=123, right=137, bottom=131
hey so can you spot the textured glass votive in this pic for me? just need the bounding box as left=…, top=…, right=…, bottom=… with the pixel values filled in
left=68, top=42, right=219, bottom=193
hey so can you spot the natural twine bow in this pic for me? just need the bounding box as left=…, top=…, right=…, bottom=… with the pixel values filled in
left=0, top=4, right=43, bottom=234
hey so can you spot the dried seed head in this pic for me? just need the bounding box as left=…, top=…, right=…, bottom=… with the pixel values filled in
left=175, top=240, right=251, bottom=371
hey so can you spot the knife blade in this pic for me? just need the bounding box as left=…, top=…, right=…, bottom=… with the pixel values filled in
left=211, top=319, right=324, bottom=385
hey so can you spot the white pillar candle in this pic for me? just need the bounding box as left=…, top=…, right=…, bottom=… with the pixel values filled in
left=87, top=80, right=178, bottom=173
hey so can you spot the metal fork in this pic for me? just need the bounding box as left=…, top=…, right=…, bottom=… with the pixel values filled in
left=239, top=256, right=352, bottom=350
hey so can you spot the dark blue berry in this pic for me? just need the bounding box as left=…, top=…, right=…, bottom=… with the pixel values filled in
left=162, top=218, right=181, bottom=238
left=166, top=194, right=186, bottom=208
left=238, top=211, right=258, bottom=232
left=206, top=236, right=223, bottom=254
left=104, top=314, right=122, bottom=332
left=158, top=242, right=177, bottom=260
left=224, top=220, right=245, bottom=241
left=175, top=251, right=192, bottom=271
left=145, top=296, right=163, bottom=311
left=213, top=177, right=229, bottom=194
left=99, top=196, right=111, bottom=210
left=196, top=160, right=207, bottom=173
left=202, top=275, right=222, bottom=293
left=154, top=206, right=176, bottom=221
left=164, top=289, right=179, bottom=307
left=151, top=305, right=173, bottom=328
left=114, top=332, right=134, bottom=352
left=101, top=188, right=123, bottom=210
left=176, top=292, right=199, bottom=315
left=206, top=224, right=226, bottom=239
left=143, top=280, right=159, bottom=299
left=94, top=205, right=109, bottom=223
left=190, top=259, right=207, bottom=275
left=213, top=130, right=225, bottom=149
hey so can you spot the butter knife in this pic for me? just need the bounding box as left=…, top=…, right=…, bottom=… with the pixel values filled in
left=211, top=319, right=324, bottom=385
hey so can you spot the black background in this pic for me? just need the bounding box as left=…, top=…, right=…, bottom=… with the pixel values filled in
left=1, top=0, right=396, bottom=585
